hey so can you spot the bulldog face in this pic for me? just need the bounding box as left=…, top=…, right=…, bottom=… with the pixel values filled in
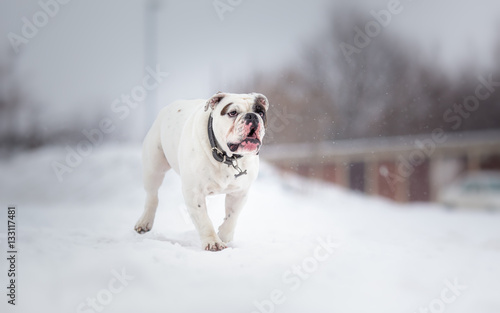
left=205, top=92, right=269, bottom=156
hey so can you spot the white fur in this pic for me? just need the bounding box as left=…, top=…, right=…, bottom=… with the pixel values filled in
left=135, top=92, right=268, bottom=251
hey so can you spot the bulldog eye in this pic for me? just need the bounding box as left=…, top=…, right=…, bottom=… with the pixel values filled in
left=257, top=111, right=265, bottom=117
left=227, top=111, right=238, bottom=117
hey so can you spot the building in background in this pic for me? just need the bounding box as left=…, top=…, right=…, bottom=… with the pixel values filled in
left=262, top=130, right=500, bottom=202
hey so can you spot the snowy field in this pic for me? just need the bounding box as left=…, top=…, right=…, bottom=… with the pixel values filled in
left=1, top=145, right=500, bottom=313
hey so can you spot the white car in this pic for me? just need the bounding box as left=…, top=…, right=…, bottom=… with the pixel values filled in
left=438, top=171, right=500, bottom=210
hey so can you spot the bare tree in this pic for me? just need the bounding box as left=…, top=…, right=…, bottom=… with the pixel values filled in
left=240, top=3, right=500, bottom=145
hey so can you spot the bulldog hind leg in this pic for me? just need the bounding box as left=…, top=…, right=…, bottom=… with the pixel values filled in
left=135, top=131, right=170, bottom=234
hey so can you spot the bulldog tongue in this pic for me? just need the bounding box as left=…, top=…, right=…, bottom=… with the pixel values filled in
left=240, top=140, right=260, bottom=150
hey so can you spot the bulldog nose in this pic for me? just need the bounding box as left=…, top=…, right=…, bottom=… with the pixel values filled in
left=244, top=113, right=259, bottom=126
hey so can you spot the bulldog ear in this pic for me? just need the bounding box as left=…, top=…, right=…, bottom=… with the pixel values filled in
left=253, top=93, right=269, bottom=110
left=204, top=92, right=226, bottom=112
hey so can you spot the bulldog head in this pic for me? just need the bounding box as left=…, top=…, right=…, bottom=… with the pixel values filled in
left=205, top=92, right=269, bottom=156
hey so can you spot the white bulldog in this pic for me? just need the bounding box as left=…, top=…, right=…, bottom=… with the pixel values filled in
left=134, top=92, right=269, bottom=251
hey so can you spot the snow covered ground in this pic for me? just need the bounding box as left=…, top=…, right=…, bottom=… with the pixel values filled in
left=1, top=144, right=500, bottom=313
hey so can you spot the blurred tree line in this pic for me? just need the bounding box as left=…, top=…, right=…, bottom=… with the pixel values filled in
left=0, top=54, right=44, bottom=150
left=243, top=6, right=500, bottom=144
left=2, top=4, right=500, bottom=150
left=0, top=52, right=118, bottom=151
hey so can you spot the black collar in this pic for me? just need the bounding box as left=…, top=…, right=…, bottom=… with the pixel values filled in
left=207, top=114, right=247, bottom=178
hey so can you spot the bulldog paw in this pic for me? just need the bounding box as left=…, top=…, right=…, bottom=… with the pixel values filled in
left=134, top=216, right=154, bottom=234
left=202, top=237, right=227, bottom=251
left=217, top=230, right=234, bottom=244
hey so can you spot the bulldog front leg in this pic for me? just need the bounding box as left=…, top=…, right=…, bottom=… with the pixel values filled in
left=218, top=192, right=248, bottom=243
left=184, top=191, right=226, bottom=251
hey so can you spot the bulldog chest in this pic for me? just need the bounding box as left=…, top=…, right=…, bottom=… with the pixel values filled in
left=205, top=168, right=252, bottom=195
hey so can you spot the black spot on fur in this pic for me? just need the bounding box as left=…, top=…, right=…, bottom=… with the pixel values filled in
left=220, top=102, right=234, bottom=116
left=253, top=100, right=267, bottom=127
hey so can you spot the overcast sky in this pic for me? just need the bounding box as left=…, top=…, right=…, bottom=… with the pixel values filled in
left=1, top=0, right=499, bottom=136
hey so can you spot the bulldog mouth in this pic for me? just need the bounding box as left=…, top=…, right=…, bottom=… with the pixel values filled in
left=228, top=137, right=261, bottom=152
left=228, top=122, right=262, bottom=152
